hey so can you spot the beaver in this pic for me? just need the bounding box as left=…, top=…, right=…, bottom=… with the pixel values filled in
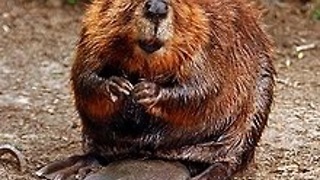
left=36, top=0, right=275, bottom=179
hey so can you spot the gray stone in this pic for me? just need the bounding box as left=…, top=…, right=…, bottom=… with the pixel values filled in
left=84, top=160, right=190, bottom=180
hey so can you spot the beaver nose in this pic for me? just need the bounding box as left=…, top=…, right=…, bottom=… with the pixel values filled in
left=144, top=0, right=168, bottom=22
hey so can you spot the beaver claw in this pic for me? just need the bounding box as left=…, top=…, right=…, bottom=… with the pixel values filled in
left=0, top=144, right=27, bottom=172
left=36, top=154, right=99, bottom=180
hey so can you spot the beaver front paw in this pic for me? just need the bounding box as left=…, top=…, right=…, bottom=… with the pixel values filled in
left=132, top=81, right=161, bottom=109
left=106, top=76, right=133, bottom=102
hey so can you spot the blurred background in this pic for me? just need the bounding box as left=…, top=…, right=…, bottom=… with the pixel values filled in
left=0, top=0, right=319, bottom=179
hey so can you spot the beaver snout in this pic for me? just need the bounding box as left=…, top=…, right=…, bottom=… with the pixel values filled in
left=137, top=0, right=171, bottom=54
left=143, top=0, right=168, bottom=23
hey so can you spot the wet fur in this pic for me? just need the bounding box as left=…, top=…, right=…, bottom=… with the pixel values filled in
left=71, top=0, right=275, bottom=179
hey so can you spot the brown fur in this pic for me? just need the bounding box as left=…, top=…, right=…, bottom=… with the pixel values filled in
left=70, top=0, right=275, bottom=179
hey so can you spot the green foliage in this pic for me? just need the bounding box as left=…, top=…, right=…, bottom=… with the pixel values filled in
left=67, top=0, right=78, bottom=5
left=313, top=8, right=320, bottom=20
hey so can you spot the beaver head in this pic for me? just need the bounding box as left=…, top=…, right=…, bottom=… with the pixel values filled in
left=81, top=0, right=211, bottom=77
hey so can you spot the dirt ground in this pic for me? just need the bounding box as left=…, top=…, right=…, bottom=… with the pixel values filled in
left=0, top=0, right=319, bottom=179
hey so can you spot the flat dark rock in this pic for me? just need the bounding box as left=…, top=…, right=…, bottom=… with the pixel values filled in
left=84, top=160, right=190, bottom=180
